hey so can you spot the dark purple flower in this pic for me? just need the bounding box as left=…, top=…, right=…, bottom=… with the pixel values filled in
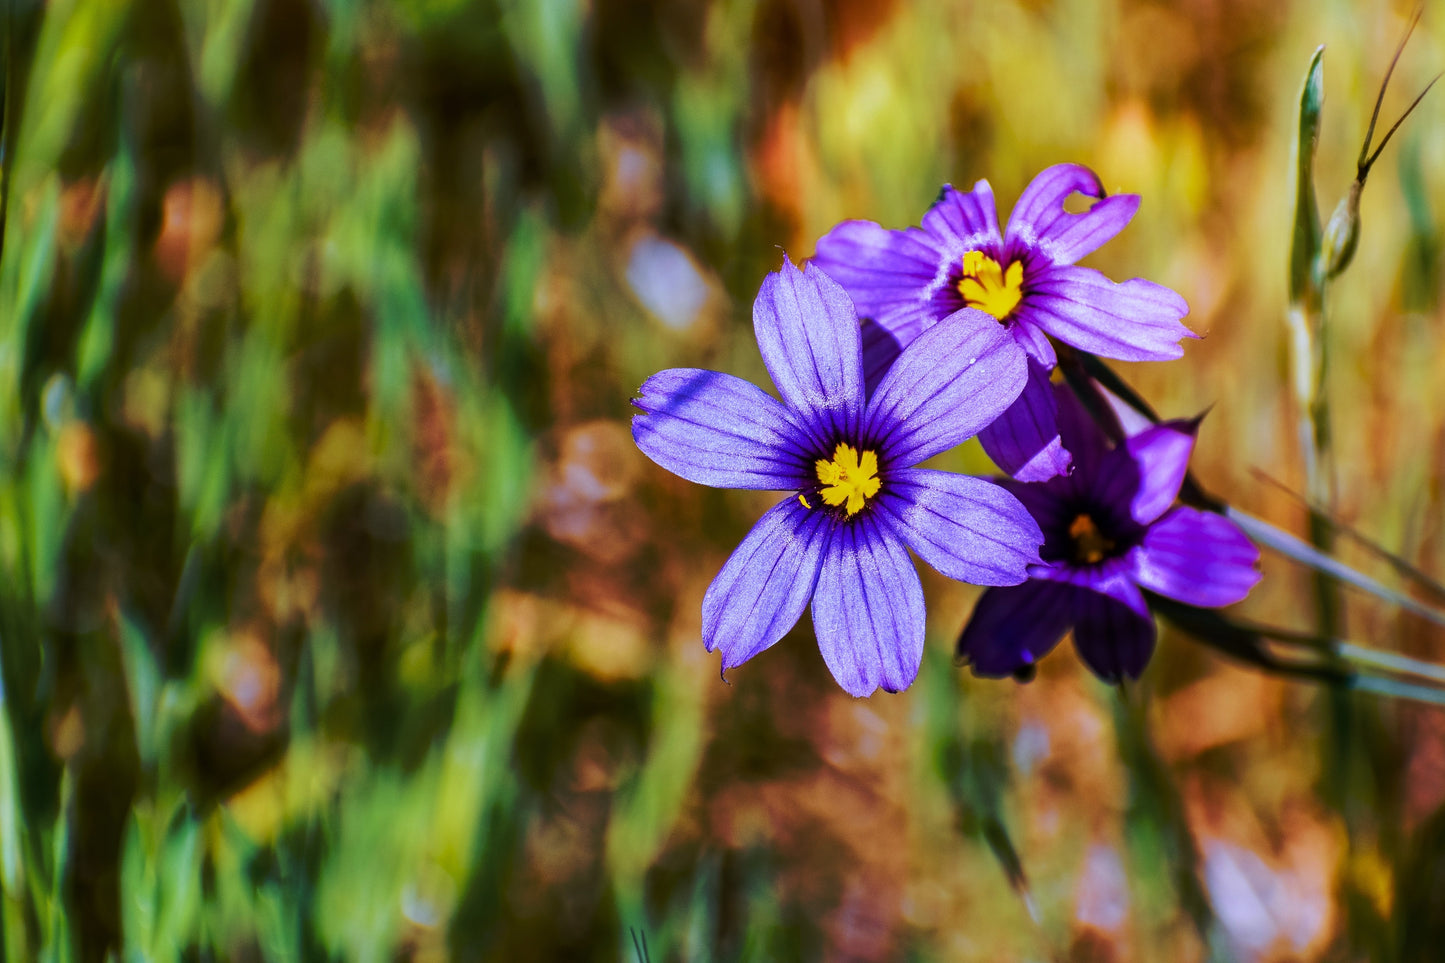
left=632, top=258, right=1045, bottom=697
left=812, top=164, right=1196, bottom=483
left=955, top=385, right=1261, bottom=683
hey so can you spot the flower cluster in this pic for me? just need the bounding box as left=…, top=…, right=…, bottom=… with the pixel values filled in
left=632, top=164, right=1260, bottom=696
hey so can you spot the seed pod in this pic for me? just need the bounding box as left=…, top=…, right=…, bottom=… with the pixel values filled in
left=1322, top=180, right=1362, bottom=281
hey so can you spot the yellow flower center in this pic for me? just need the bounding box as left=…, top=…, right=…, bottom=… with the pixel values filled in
left=1068, top=513, right=1114, bottom=565
left=809, top=442, right=881, bottom=517
left=957, top=250, right=1024, bottom=320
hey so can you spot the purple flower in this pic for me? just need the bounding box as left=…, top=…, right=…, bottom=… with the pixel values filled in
left=955, top=385, right=1261, bottom=682
left=632, top=258, right=1045, bottom=697
left=812, top=164, right=1196, bottom=483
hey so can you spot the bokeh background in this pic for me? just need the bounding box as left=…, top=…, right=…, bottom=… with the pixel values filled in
left=1, top=0, right=1444, bottom=959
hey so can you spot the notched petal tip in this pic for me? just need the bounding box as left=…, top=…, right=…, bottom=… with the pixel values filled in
left=1009, top=166, right=1145, bottom=265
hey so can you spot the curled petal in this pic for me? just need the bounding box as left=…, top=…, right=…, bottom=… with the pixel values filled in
left=1006, top=164, right=1139, bottom=264
left=1023, top=266, right=1194, bottom=362
left=633, top=369, right=809, bottom=489
left=1136, top=507, right=1262, bottom=607
left=921, top=181, right=1003, bottom=251
left=1071, top=588, right=1157, bottom=682
left=865, top=307, right=1026, bottom=466
left=956, top=581, right=1080, bottom=678
left=977, top=358, right=1072, bottom=481
left=812, top=516, right=925, bottom=696
left=703, top=497, right=832, bottom=673
left=877, top=470, right=1043, bottom=586
left=753, top=257, right=866, bottom=444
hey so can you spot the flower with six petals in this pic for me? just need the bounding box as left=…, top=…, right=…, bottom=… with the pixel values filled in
left=632, top=258, right=1046, bottom=697
left=812, top=164, right=1196, bottom=483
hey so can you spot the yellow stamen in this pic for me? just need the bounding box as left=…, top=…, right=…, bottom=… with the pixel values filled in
left=957, top=250, right=1024, bottom=320
left=813, top=442, right=881, bottom=516
left=798, top=494, right=811, bottom=509
left=1068, top=513, right=1114, bottom=565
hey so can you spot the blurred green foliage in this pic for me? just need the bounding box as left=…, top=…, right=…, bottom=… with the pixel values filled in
left=0, top=0, right=1442, bottom=961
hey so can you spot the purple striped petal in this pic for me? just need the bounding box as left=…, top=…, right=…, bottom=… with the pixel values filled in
left=861, top=318, right=904, bottom=398
left=811, top=516, right=925, bottom=696
left=921, top=181, right=1003, bottom=250
left=632, top=369, right=810, bottom=489
left=1009, top=319, right=1059, bottom=369
left=1023, top=265, right=1194, bottom=362
left=1123, top=419, right=1197, bottom=524
left=1005, top=164, right=1139, bottom=265
left=1135, top=507, right=1261, bottom=607
left=703, top=496, right=832, bottom=674
left=956, top=581, right=1081, bottom=678
left=811, top=221, right=943, bottom=347
left=864, top=308, right=1026, bottom=467
left=977, top=358, right=1072, bottom=481
left=1070, top=588, right=1157, bottom=682
left=1008, top=165, right=1105, bottom=236
left=753, top=257, right=866, bottom=445
left=876, top=470, right=1043, bottom=585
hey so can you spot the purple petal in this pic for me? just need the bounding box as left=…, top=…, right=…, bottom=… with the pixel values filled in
left=811, top=220, right=943, bottom=349
left=977, top=358, right=1072, bottom=481
left=703, top=496, right=832, bottom=673
left=994, top=476, right=1077, bottom=560
left=956, top=581, right=1080, bottom=678
left=861, top=318, right=903, bottom=398
left=1032, top=556, right=1150, bottom=619
left=920, top=181, right=1003, bottom=251
left=632, top=369, right=809, bottom=489
left=1052, top=380, right=1114, bottom=478
left=812, top=516, right=925, bottom=696
left=1005, top=164, right=1139, bottom=265
left=1022, top=265, right=1194, bottom=362
left=753, top=257, right=866, bottom=444
left=1085, top=446, right=1145, bottom=532
left=1009, top=320, right=1058, bottom=369
left=1070, top=588, right=1157, bottom=682
left=1135, top=507, right=1261, bottom=607
left=876, top=470, right=1043, bottom=585
left=1123, top=419, right=1198, bottom=524
left=864, top=307, right=1026, bottom=467
left=1007, top=165, right=1105, bottom=235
